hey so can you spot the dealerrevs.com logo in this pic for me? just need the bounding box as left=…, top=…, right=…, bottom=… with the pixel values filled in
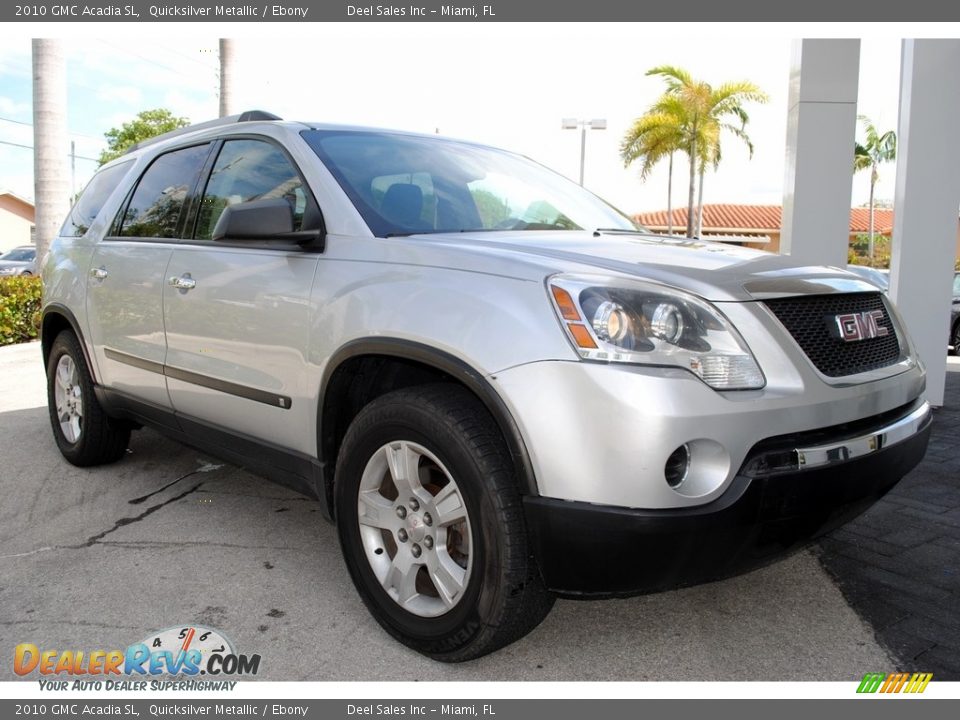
left=14, top=625, right=260, bottom=691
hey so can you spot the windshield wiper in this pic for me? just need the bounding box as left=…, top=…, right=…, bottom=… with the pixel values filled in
left=385, top=227, right=583, bottom=238
left=384, top=229, right=506, bottom=237
left=593, top=227, right=646, bottom=236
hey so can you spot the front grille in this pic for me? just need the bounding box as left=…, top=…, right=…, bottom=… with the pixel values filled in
left=763, top=292, right=901, bottom=377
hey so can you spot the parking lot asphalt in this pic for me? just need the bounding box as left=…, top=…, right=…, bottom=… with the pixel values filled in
left=2, top=341, right=951, bottom=682
left=815, top=368, right=960, bottom=680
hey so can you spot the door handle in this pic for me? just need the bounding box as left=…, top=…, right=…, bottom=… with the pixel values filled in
left=168, top=273, right=196, bottom=291
left=90, top=266, right=108, bottom=281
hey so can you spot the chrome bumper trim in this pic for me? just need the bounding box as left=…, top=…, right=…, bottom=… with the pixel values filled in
left=796, top=401, right=931, bottom=470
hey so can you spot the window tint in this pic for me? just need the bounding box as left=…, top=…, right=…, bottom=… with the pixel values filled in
left=302, top=130, right=637, bottom=238
left=370, top=173, right=436, bottom=230
left=118, top=144, right=210, bottom=238
left=61, top=160, right=133, bottom=237
left=194, top=140, right=306, bottom=240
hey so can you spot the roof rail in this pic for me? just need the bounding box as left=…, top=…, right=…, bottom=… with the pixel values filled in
left=124, top=110, right=283, bottom=156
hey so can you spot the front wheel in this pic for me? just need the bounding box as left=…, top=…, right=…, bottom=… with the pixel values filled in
left=334, top=384, right=554, bottom=661
left=46, top=330, right=130, bottom=466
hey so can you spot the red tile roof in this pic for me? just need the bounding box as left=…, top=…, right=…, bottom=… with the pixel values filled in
left=634, top=204, right=895, bottom=235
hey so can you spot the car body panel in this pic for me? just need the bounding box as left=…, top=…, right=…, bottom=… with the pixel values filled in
left=495, top=358, right=925, bottom=508
left=85, top=240, right=175, bottom=409
left=163, top=244, right=321, bottom=454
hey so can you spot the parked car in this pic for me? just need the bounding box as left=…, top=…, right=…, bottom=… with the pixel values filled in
left=950, top=271, right=960, bottom=354
left=0, top=245, right=37, bottom=276
left=41, top=112, right=931, bottom=661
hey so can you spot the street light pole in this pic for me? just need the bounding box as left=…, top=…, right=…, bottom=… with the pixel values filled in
left=562, top=117, right=607, bottom=186
left=579, top=126, right=586, bottom=186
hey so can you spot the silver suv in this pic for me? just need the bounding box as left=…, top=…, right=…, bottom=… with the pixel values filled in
left=42, top=112, right=931, bottom=661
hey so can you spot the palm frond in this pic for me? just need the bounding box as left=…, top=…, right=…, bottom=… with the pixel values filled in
left=853, top=143, right=872, bottom=173
left=624, top=67, right=767, bottom=211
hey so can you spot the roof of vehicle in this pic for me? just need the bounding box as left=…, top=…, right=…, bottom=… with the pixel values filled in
left=115, top=110, right=502, bottom=167
left=124, top=110, right=290, bottom=155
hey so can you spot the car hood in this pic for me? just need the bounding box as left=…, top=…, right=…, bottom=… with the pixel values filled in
left=410, top=231, right=878, bottom=302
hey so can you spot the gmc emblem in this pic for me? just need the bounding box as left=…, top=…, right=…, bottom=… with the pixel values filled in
left=830, top=310, right=889, bottom=342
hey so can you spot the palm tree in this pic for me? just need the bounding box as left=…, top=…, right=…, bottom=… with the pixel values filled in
left=219, top=39, right=236, bottom=118
left=620, top=108, right=686, bottom=235
left=631, top=66, right=767, bottom=238
left=31, top=39, right=70, bottom=265
left=853, top=116, right=896, bottom=261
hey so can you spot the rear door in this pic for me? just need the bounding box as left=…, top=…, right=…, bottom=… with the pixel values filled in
left=86, top=143, right=211, bottom=413
left=162, top=137, right=322, bottom=454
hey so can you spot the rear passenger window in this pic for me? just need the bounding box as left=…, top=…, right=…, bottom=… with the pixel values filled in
left=118, top=144, right=210, bottom=238
left=61, top=160, right=133, bottom=237
left=194, top=139, right=307, bottom=241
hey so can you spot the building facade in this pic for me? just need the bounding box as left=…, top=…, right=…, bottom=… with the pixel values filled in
left=0, top=192, right=36, bottom=254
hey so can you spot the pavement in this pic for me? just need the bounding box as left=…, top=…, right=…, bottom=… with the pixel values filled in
left=0, top=340, right=955, bottom=681
left=815, top=362, right=960, bottom=679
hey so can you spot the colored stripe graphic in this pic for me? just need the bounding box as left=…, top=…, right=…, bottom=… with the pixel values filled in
left=881, top=672, right=907, bottom=693
left=905, top=673, right=933, bottom=693
left=857, top=672, right=932, bottom=694
left=857, top=673, right=886, bottom=693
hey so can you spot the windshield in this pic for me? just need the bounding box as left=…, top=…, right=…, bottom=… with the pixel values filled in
left=1, top=248, right=35, bottom=262
left=302, top=130, right=637, bottom=238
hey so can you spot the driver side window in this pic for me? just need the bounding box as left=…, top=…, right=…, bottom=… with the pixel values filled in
left=194, top=139, right=307, bottom=241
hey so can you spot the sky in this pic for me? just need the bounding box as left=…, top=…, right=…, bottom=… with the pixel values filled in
left=0, top=26, right=908, bottom=216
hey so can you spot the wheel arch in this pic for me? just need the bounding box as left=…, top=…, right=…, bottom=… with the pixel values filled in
left=318, top=338, right=538, bottom=521
left=41, top=304, right=97, bottom=383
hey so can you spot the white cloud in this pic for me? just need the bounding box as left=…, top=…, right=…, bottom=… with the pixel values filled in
left=0, top=96, right=30, bottom=117
left=162, top=88, right=217, bottom=125
left=95, top=84, right=143, bottom=106
left=0, top=146, right=34, bottom=199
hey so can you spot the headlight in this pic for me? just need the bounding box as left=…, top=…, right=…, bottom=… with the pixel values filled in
left=548, top=274, right=765, bottom=390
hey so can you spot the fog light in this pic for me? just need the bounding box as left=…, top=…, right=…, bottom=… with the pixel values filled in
left=664, top=444, right=690, bottom=488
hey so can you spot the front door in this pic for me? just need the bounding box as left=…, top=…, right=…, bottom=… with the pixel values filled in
left=162, top=138, right=322, bottom=454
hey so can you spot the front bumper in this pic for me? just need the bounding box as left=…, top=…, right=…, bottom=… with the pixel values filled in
left=523, top=400, right=931, bottom=597
left=492, top=356, right=926, bottom=508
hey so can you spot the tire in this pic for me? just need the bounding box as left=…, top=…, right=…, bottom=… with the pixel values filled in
left=334, top=384, right=554, bottom=662
left=46, top=330, right=131, bottom=466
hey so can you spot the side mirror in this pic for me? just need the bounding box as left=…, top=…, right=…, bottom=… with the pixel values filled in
left=211, top=198, right=294, bottom=241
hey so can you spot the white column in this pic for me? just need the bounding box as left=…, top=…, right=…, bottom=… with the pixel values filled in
left=889, top=40, right=960, bottom=407
left=780, top=40, right=860, bottom=267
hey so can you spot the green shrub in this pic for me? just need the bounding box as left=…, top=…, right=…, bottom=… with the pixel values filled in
left=849, top=232, right=891, bottom=269
left=0, top=276, right=42, bottom=346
